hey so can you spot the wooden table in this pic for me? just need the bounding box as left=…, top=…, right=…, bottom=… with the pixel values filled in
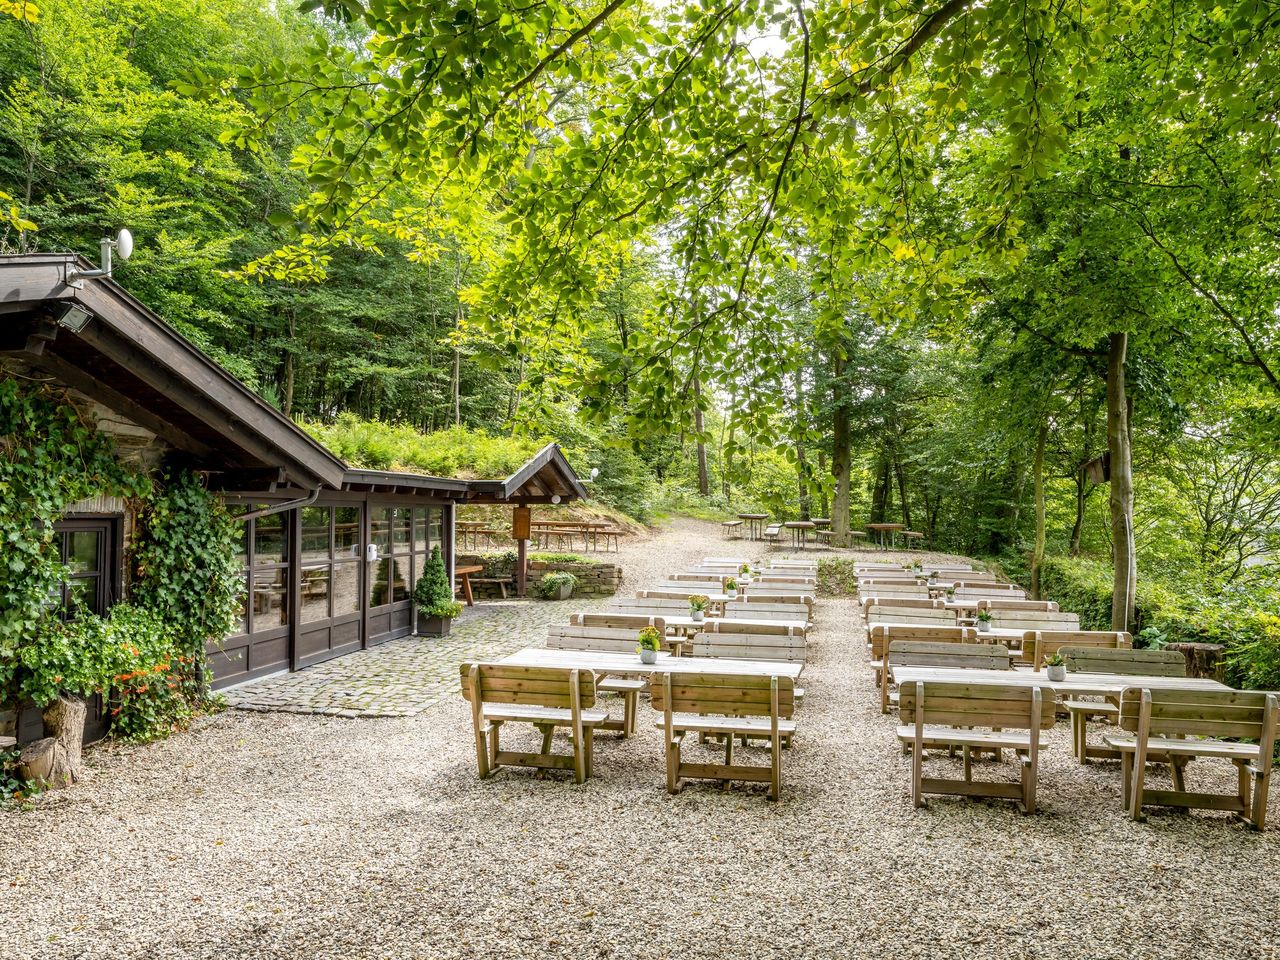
left=890, top=666, right=1230, bottom=699
left=784, top=520, right=816, bottom=550
left=502, top=647, right=804, bottom=680
left=738, top=513, right=769, bottom=540
left=454, top=564, right=483, bottom=606
left=865, top=522, right=906, bottom=548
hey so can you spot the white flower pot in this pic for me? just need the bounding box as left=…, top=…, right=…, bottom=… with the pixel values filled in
left=1047, top=665, right=1066, bottom=682
left=691, top=609, right=705, bottom=622
left=640, top=649, right=657, bottom=665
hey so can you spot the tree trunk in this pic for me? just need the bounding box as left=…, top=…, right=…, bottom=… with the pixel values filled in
left=1069, top=466, right=1087, bottom=557
left=831, top=364, right=852, bottom=546
left=694, top=379, right=709, bottom=497
left=894, top=459, right=911, bottom=529
left=1031, top=418, right=1048, bottom=600
left=17, top=694, right=86, bottom=788
left=793, top=368, right=810, bottom=519
left=870, top=455, right=890, bottom=524
left=817, top=450, right=830, bottom=517
left=452, top=344, right=462, bottom=427
left=281, top=309, right=296, bottom=418
left=1107, top=332, right=1137, bottom=632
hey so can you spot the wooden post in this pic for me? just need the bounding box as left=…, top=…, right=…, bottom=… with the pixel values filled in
left=512, top=506, right=531, bottom=597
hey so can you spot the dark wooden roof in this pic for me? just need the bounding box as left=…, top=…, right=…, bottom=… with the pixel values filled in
left=467, top=443, right=588, bottom=504
left=1, top=254, right=589, bottom=504
left=0, top=253, right=346, bottom=490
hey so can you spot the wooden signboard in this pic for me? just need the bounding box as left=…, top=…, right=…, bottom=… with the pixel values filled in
left=512, top=506, right=532, bottom=541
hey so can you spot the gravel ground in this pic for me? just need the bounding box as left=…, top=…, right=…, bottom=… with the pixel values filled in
left=3, top=520, right=1279, bottom=960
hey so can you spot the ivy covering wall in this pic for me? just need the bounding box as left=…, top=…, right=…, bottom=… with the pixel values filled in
left=1, top=381, right=241, bottom=742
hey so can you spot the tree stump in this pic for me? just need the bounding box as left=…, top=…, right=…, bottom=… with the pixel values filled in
left=16, top=694, right=86, bottom=789
left=1165, top=642, right=1226, bottom=682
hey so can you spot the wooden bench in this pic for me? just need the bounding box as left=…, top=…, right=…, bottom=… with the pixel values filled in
left=859, top=586, right=930, bottom=605
left=469, top=575, right=515, bottom=599
left=865, top=604, right=957, bottom=630
left=762, top=524, right=782, bottom=543
left=755, top=573, right=817, bottom=585
left=975, top=599, right=1060, bottom=613
left=691, top=631, right=807, bottom=663
left=1020, top=629, right=1131, bottom=670
left=1059, top=646, right=1185, bottom=764
left=721, top=519, right=744, bottom=539
left=868, top=625, right=976, bottom=707
left=898, top=680, right=1055, bottom=813
left=460, top=663, right=608, bottom=783
left=1105, top=687, right=1279, bottom=830
left=722, top=602, right=812, bottom=625
left=989, top=610, right=1081, bottom=636
left=548, top=623, right=667, bottom=736
left=902, top=531, right=925, bottom=548
left=697, top=618, right=805, bottom=636
left=651, top=672, right=796, bottom=800
left=884, top=640, right=1012, bottom=714
left=863, top=597, right=946, bottom=610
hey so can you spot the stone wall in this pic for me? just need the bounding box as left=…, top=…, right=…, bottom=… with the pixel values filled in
left=457, top=553, right=622, bottom=600
left=530, top=559, right=622, bottom=598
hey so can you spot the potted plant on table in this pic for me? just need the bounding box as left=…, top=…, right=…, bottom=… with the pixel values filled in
left=636, top=625, right=663, bottom=665
left=414, top=545, right=464, bottom=637
left=688, top=594, right=709, bottom=623
left=975, top=609, right=994, bottom=635
left=738, top=562, right=753, bottom=586
left=1044, top=652, right=1067, bottom=681
left=536, top=571, right=579, bottom=601
left=724, top=577, right=739, bottom=599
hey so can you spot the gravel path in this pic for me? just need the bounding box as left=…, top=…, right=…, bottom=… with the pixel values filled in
left=3, top=520, right=1279, bottom=960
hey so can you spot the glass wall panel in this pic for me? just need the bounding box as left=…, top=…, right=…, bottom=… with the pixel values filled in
left=333, top=562, right=360, bottom=616
left=393, top=508, right=411, bottom=550
left=252, top=568, right=288, bottom=626
left=369, top=558, right=391, bottom=607
left=300, top=564, right=330, bottom=623
left=412, top=510, right=428, bottom=552
left=301, top=507, right=331, bottom=562
left=335, top=506, right=361, bottom=558
left=370, top=507, right=391, bottom=556
left=254, top=513, right=287, bottom=565
left=393, top=555, right=411, bottom=602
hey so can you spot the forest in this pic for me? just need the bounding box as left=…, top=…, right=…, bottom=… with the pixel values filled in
left=2, top=0, right=1279, bottom=683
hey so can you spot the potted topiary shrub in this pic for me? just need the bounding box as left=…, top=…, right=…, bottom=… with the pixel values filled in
left=724, top=577, right=739, bottom=599
left=1044, top=651, right=1067, bottom=681
left=536, top=571, right=579, bottom=601
left=738, top=562, right=753, bottom=586
left=688, top=594, right=709, bottom=622
left=414, top=546, right=464, bottom=637
left=636, top=625, right=663, bottom=664
left=975, top=609, right=993, bottom=635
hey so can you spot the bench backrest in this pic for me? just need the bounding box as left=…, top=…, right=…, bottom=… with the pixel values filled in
left=866, top=606, right=957, bottom=628
left=568, top=613, right=668, bottom=634
left=858, top=574, right=920, bottom=583
left=657, top=580, right=724, bottom=592
left=869, top=624, right=974, bottom=659
left=650, top=672, right=795, bottom=718
left=952, top=587, right=1029, bottom=602
left=547, top=625, right=653, bottom=655
left=669, top=572, right=728, bottom=584
left=888, top=640, right=1012, bottom=670
left=855, top=563, right=906, bottom=572
left=459, top=662, right=596, bottom=709
left=862, top=597, right=944, bottom=610
left=990, top=610, right=1081, bottom=631
left=898, top=680, right=1056, bottom=730
left=859, top=585, right=929, bottom=602
left=975, top=599, right=1060, bottom=612
left=638, top=589, right=723, bottom=602
left=1060, top=645, right=1184, bottom=677
left=735, top=592, right=813, bottom=606
left=755, top=574, right=817, bottom=585
left=690, top=632, right=807, bottom=662
left=1118, top=688, right=1279, bottom=745
left=614, top=596, right=691, bottom=612
left=698, top=619, right=805, bottom=636
left=722, top=603, right=812, bottom=622
left=1021, top=629, right=1130, bottom=668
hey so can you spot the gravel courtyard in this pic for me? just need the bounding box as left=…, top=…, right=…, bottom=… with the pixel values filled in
left=4, top=519, right=1279, bottom=960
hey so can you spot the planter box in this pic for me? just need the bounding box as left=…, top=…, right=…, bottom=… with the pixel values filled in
left=417, top=615, right=452, bottom=638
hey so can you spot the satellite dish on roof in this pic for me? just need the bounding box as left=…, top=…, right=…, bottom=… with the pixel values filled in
left=67, top=228, right=136, bottom=287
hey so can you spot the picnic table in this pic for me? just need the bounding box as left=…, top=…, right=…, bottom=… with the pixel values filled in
left=890, top=666, right=1230, bottom=699
left=738, top=513, right=769, bottom=540
left=454, top=564, right=483, bottom=606
left=502, top=647, right=804, bottom=680
left=865, top=522, right=906, bottom=548
left=784, top=520, right=816, bottom=550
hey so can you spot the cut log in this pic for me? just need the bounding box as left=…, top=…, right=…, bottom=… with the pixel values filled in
left=16, top=694, right=87, bottom=789
left=1164, top=642, right=1226, bottom=682
left=17, top=737, right=73, bottom=788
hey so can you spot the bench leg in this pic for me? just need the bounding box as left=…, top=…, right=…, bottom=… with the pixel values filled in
left=962, top=746, right=973, bottom=782
left=770, top=730, right=782, bottom=801
left=488, top=721, right=503, bottom=776
left=1130, top=752, right=1148, bottom=822
left=911, top=742, right=924, bottom=808
left=623, top=690, right=637, bottom=738
left=667, top=733, right=684, bottom=795
left=1251, top=766, right=1270, bottom=831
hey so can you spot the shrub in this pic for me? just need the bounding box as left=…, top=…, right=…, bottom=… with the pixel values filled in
left=535, top=572, right=578, bottom=599
left=413, top=546, right=463, bottom=619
